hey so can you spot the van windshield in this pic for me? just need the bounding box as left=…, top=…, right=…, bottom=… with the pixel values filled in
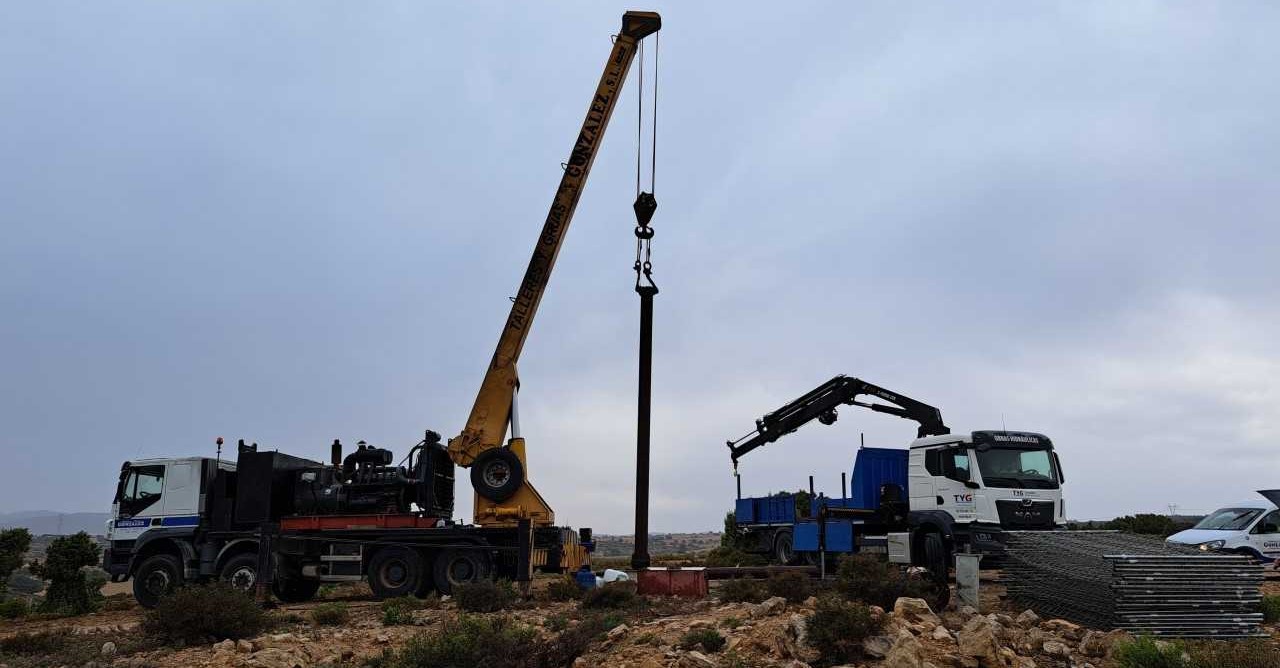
left=975, top=447, right=1059, bottom=489
left=1193, top=508, right=1263, bottom=531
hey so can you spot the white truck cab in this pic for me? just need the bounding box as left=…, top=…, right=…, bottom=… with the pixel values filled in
left=107, top=457, right=232, bottom=542
left=1166, top=490, right=1280, bottom=564
left=908, top=431, right=1065, bottom=542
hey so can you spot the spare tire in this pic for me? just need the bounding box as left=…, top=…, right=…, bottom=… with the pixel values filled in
left=470, top=448, right=524, bottom=503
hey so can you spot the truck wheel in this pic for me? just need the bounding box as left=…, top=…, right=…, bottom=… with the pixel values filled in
left=219, top=554, right=259, bottom=593
left=368, top=547, right=424, bottom=599
left=273, top=578, right=321, bottom=603
left=774, top=529, right=796, bottom=565
left=471, top=448, right=524, bottom=503
left=133, top=554, right=183, bottom=609
left=432, top=548, right=492, bottom=595
left=922, top=532, right=951, bottom=610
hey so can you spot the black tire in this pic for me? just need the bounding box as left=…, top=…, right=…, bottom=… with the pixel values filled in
left=774, top=529, right=796, bottom=565
left=432, top=548, right=493, bottom=595
left=470, top=448, right=524, bottom=503
left=922, top=532, right=951, bottom=610
left=273, top=578, right=321, bottom=603
left=367, top=546, right=424, bottom=599
left=133, top=554, right=183, bottom=609
left=219, top=553, right=260, bottom=594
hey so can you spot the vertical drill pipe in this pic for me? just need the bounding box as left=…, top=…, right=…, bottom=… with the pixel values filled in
left=631, top=287, right=656, bottom=571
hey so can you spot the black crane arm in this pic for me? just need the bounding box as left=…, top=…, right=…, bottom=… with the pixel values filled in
left=726, top=375, right=949, bottom=465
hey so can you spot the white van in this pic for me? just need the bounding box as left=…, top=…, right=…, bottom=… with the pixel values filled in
left=1165, top=490, right=1280, bottom=564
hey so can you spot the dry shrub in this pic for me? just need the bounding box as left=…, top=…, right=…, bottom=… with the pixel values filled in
left=0, top=597, right=29, bottom=619
left=804, top=595, right=882, bottom=664
left=580, top=581, right=638, bottom=610
left=310, top=602, right=349, bottom=626
left=142, top=582, right=266, bottom=644
left=454, top=579, right=517, bottom=613
left=680, top=628, right=726, bottom=653
left=544, top=575, right=583, bottom=602
left=1187, top=640, right=1280, bottom=668
left=766, top=571, right=812, bottom=603
left=0, top=629, right=68, bottom=656
left=391, top=615, right=535, bottom=667
left=703, top=546, right=767, bottom=567
left=383, top=595, right=436, bottom=625
left=834, top=554, right=934, bottom=609
left=717, top=577, right=767, bottom=604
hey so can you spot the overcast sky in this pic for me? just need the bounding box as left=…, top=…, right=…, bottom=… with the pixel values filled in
left=2, top=2, right=1277, bottom=533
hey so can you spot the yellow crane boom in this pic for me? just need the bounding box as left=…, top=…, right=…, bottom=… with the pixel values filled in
left=449, top=11, right=661, bottom=527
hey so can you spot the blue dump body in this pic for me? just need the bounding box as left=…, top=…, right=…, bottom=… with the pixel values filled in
left=850, top=447, right=909, bottom=509
left=737, top=447, right=910, bottom=555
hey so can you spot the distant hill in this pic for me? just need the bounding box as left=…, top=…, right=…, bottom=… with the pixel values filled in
left=0, top=511, right=111, bottom=536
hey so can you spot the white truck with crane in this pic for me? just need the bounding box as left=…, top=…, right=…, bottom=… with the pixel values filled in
left=103, top=11, right=663, bottom=607
left=726, top=375, right=1067, bottom=591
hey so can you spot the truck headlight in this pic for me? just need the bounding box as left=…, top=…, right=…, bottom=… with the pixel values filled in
left=1198, top=540, right=1226, bottom=551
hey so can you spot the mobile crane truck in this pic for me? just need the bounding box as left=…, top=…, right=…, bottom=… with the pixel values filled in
left=726, top=375, right=1067, bottom=598
left=102, top=11, right=662, bottom=608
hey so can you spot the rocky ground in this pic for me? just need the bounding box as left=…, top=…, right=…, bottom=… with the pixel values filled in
left=2, top=574, right=1278, bottom=668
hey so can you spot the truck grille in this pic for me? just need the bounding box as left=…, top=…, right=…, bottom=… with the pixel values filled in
left=995, top=500, right=1056, bottom=529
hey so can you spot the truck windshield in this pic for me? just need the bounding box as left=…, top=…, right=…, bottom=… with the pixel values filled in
left=975, top=447, right=1059, bottom=489
left=1193, top=508, right=1263, bottom=531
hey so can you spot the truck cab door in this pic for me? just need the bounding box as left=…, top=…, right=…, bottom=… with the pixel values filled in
left=936, top=448, right=977, bottom=522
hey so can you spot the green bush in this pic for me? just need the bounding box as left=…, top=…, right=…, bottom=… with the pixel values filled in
left=1260, top=595, right=1280, bottom=623
left=383, top=595, right=435, bottom=625
left=804, top=595, right=882, bottom=664
left=390, top=615, right=537, bottom=667
left=766, top=571, right=812, bottom=603
left=1186, top=639, right=1280, bottom=668
left=310, top=602, right=349, bottom=626
left=544, top=613, right=569, bottom=631
left=142, top=582, right=266, bottom=644
left=1106, top=514, right=1188, bottom=537
left=834, top=554, right=934, bottom=609
left=581, top=581, right=638, bottom=610
left=544, top=575, right=583, bottom=602
left=454, top=579, right=517, bottom=613
left=28, top=532, right=101, bottom=615
left=0, top=528, right=32, bottom=595
left=528, top=615, right=609, bottom=668
left=1113, top=637, right=1188, bottom=668
left=717, top=577, right=767, bottom=603
left=0, top=596, right=29, bottom=619
left=704, top=546, right=768, bottom=567
left=0, top=629, right=68, bottom=656
left=721, top=616, right=743, bottom=629
left=680, top=628, right=726, bottom=653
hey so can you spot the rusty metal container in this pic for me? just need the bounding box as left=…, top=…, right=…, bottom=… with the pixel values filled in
left=637, top=567, right=708, bottom=598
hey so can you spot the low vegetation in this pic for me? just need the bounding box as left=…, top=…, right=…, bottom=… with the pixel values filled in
left=680, top=628, right=726, bottom=653
left=0, top=629, right=69, bottom=656
left=454, top=579, right=517, bottom=613
left=765, top=571, right=812, bottom=603
left=834, top=553, right=933, bottom=609
left=1112, top=637, right=1280, bottom=668
left=703, top=546, right=768, bottom=567
left=310, top=601, right=349, bottom=626
left=1259, top=594, right=1280, bottom=623
left=804, top=595, right=882, bottom=664
left=142, top=582, right=267, bottom=644
left=0, top=596, right=29, bottom=619
left=373, top=613, right=611, bottom=668
left=1104, top=514, right=1191, bottom=537
left=580, top=581, right=639, bottom=610
left=544, top=575, right=583, bottom=602
left=382, top=595, right=437, bottom=625
left=717, top=577, right=767, bottom=603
